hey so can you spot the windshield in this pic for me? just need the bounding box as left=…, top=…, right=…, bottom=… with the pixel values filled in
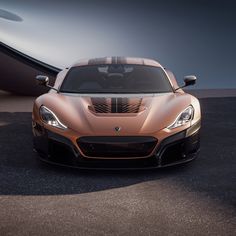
left=60, top=64, right=173, bottom=93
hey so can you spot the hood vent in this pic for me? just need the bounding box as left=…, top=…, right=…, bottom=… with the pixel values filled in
left=89, top=97, right=144, bottom=114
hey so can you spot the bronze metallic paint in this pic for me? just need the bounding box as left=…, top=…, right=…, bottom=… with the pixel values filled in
left=32, top=57, right=201, bottom=160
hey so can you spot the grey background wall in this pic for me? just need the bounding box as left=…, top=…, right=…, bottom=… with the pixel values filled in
left=0, top=0, right=236, bottom=89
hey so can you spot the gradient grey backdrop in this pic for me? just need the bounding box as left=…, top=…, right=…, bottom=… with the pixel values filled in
left=0, top=0, right=236, bottom=89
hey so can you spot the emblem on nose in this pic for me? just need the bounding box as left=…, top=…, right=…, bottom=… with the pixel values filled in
left=114, top=126, right=121, bottom=132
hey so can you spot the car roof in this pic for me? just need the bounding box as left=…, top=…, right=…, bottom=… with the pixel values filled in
left=71, top=57, right=162, bottom=68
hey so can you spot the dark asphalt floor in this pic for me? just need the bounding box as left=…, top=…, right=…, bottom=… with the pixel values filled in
left=0, top=97, right=235, bottom=235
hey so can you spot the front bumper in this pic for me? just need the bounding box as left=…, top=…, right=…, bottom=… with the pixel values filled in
left=33, top=121, right=200, bottom=169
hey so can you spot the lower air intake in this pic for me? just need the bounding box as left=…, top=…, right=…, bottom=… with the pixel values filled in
left=77, top=136, right=157, bottom=158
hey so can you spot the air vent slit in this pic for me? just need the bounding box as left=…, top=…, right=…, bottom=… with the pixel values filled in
left=90, top=97, right=144, bottom=114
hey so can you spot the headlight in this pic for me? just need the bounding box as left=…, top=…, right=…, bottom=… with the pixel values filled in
left=39, top=106, right=67, bottom=129
left=167, top=106, right=194, bottom=129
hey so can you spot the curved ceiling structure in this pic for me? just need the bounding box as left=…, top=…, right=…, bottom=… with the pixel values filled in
left=1, top=1, right=236, bottom=91
left=0, top=42, right=61, bottom=95
left=0, top=9, right=23, bottom=22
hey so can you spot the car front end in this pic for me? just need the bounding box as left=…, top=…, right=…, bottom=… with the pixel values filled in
left=32, top=94, right=200, bottom=169
left=32, top=57, right=201, bottom=169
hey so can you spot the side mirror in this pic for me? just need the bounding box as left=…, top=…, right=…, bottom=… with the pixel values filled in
left=36, top=75, right=49, bottom=86
left=184, top=75, right=197, bottom=87
left=175, top=75, right=197, bottom=92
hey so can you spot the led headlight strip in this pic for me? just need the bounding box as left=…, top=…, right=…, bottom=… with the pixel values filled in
left=167, top=106, right=194, bottom=129
left=39, top=105, right=67, bottom=129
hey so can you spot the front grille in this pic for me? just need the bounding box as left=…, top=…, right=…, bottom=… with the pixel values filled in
left=77, top=136, right=157, bottom=158
left=89, top=97, right=144, bottom=113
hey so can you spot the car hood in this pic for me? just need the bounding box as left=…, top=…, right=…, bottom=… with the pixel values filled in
left=42, top=92, right=193, bottom=135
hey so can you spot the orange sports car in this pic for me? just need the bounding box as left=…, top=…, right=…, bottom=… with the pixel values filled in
left=32, top=57, right=201, bottom=169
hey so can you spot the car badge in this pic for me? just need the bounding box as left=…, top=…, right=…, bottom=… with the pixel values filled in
left=114, top=126, right=121, bottom=132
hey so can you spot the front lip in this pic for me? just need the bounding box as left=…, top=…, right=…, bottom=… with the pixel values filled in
left=37, top=153, right=199, bottom=170
left=33, top=120, right=201, bottom=169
